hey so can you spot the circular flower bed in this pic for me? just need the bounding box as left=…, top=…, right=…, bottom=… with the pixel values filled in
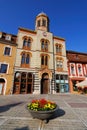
left=27, top=98, right=57, bottom=111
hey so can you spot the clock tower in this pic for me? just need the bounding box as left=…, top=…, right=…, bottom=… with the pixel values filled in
left=35, top=12, right=50, bottom=32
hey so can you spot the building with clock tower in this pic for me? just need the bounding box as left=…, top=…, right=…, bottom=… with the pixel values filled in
left=13, top=12, right=69, bottom=94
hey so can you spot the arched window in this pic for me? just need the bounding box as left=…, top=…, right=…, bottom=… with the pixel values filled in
left=45, top=56, right=48, bottom=65
left=13, top=72, right=33, bottom=94
left=41, top=41, right=44, bottom=49
left=27, top=39, right=31, bottom=48
left=26, top=54, right=30, bottom=64
left=21, top=53, right=25, bottom=64
left=22, top=37, right=32, bottom=50
left=42, top=19, right=46, bottom=26
left=56, top=58, right=63, bottom=71
left=15, top=72, right=21, bottom=82
left=37, top=20, right=40, bottom=27
left=41, top=54, right=49, bottom=68
left=41, top=39, right=49, bottom=51
left=23, top=38, right=27, bottom=47
left=41, top=56, right=44, bottom=65
left=45, top=42, right=48, bottom=50
left=21, top=52, right=31, bottom=68
left=71, top=66, right=75, bottom=74
left=56, top=44, right=62, bottom=55
left=78, top=66, right=81, bottom=74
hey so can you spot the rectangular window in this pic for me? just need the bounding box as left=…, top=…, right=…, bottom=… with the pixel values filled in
left=5, top=35, right=11, bottom=41
left=37, top=20, right=40, bottom=27
left=56, top=74, right=60, bottom=80
left=42, top=19, right=46, bottom=26
left=56, top=45, right=61, bottom=53
left=4, top=47, right=11, bottom=56
left=56, top=61, right=63, bottom=68
left=78, top=67, right=81, bottom=74
left=0, top=64, right=8, bottom=73
left=71, top=66, right=75, bottom=74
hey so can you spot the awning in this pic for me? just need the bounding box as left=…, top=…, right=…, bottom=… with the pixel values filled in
left=76, top=79, right=87, bottom=87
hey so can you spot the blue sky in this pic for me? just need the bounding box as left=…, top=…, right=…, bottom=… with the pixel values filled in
left=0, top=0, right=87, bottom=53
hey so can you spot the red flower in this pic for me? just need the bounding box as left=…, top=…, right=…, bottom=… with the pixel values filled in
left=39, top=99, right=47, bottom=108
left=32, top=99, right=38, bottom=103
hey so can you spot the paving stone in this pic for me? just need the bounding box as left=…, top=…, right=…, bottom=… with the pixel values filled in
left=0, top=94, right=87, bottom=130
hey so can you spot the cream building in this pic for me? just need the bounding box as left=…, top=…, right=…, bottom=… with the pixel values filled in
left=13, top=12, right=68, bottom=94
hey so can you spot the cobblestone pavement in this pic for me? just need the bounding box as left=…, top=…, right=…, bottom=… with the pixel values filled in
left=0, top=94, right=87, bottom=130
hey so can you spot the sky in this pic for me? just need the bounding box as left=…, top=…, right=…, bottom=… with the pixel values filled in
left=0, top=0, right=87, bottom=53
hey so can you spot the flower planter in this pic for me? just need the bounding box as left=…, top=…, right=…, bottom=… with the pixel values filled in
left=28, top=105, right=58, bottom=121
left=27, top=98, right=58, bottom=123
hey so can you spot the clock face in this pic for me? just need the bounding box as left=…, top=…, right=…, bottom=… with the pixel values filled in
left=43, top=32, right=47, bottom=37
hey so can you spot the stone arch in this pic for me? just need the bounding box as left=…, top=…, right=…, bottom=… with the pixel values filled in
left=41, top=73, right=49, bottom=94
left=0, top=78, right=6, bottom=95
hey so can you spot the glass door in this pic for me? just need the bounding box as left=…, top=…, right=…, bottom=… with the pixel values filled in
left=0, top=83, right=3, bottom=94
left=60, top=84, right=65, bottom=93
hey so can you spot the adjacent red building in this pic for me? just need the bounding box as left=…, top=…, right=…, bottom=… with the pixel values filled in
left=66, top=50, right=87, bottom=93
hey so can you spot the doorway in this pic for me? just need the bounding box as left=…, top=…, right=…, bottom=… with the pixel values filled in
left=41, top=73, right=49, bottom=94
left=0, top=78, right=5, bottom=95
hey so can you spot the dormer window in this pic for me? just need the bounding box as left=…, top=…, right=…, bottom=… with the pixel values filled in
left=5, top=35, right=11, bottom=41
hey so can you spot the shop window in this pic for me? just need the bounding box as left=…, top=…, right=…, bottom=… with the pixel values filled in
left=13, top=72, right=33, bottom=94
left=15, top=72, right=21, bottom=82
left=56, top=74, right=60, bottom=80
left=60, top=75, right=64, bottom=80
left=56, top=83, right=60, bottom=92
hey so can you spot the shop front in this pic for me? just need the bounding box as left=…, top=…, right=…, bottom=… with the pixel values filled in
left=56, top=74, right=69, bottom=93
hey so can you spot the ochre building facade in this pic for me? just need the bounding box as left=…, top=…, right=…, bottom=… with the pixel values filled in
left=0, top=32, right=17, bottom=95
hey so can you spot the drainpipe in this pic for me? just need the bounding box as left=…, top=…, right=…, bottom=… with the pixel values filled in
left=52, top=36, right=56, bottom=94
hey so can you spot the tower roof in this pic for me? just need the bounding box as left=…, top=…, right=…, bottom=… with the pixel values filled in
left=37, top=12, right=47, bottom=17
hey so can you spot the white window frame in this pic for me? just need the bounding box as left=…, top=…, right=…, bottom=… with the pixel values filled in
left=0, top=62, right=9, bottom=74
left=56, top=60, right=63, bottom=69
left=5, top=35, right=11, bottom=41
left=3, top=46, right=12, bottom=56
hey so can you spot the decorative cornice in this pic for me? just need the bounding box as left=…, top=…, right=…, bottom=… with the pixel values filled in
left=53, top=36, right=65, bottom=41
left=18, top=27, right=36, bottom=34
